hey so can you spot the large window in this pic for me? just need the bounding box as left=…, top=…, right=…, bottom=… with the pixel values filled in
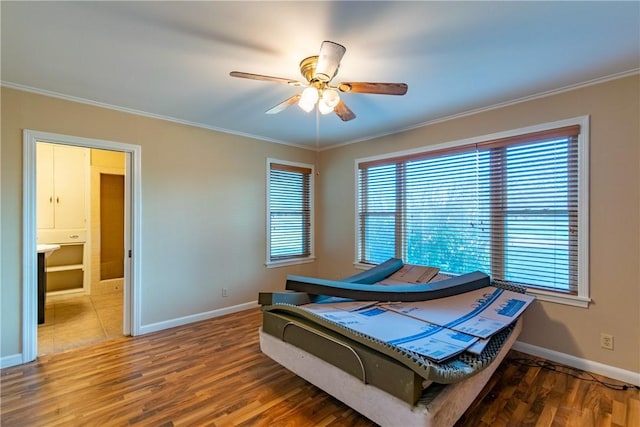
left=357, top=118, right=589, bottom=306
left=267, top=159, right=314, bottom=266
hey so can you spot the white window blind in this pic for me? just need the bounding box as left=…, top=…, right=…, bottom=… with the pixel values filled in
left=268, top=161, right=313, bottom=263
left=358, top=125, right=581, bottom=294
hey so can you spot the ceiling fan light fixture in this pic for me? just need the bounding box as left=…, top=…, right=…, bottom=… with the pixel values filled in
left=298, top=87, right=319, bottom=112
left=298, top=99, right=316, bottom=113
left=322, top=88, right=340, bottom=108
left=230, top=40, right=406, bottom=123
left=318, top=98, right=334, bottom=115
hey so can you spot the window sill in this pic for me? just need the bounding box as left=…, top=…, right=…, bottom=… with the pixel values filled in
left=266, top=257, right=316, bottom=269
left=354, top=262, right=590, bottom=308
left=525, top=288, right=591, bottom=308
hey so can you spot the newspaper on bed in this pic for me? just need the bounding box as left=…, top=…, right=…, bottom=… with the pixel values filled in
left=302, top=302, right=478, bottom=362
left=382, top=286, right=535, bottom=339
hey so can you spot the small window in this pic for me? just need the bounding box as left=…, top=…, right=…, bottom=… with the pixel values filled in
left=356, top=117, right=589, bottom=307
left=266, top=159, right=314, bottom=266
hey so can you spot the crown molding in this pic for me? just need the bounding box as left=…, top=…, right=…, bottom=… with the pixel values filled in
left=322, top=68, right=640, bottom=151
left=0, top=81, right=317, bottom=152
left=4, top=68, right=638, bottom=154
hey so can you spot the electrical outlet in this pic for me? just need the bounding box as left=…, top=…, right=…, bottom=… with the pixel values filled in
left=600, top=333, right=614, bottom=350
left=222, top=288, right=228, bottom=297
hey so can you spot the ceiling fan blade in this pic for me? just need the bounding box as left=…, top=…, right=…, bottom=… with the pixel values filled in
left=338, top=82, right=408, bottom=95
left=314, top=41, right=346, bottom=82
left=230, top=71, right=303, bottom=86
left=265, top=94, right=301, bottom=114
left=334, top=100, right=356, bottom=122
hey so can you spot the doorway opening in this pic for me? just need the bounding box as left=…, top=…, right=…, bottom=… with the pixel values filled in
left=23, top=130, right=141, bottom=363
left=36, top=146, right=127, bottom=355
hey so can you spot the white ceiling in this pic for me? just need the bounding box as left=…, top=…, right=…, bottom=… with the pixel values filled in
left=2, top=1, right=639, bottom=149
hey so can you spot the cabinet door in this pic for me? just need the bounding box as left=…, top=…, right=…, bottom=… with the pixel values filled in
left=53, top=145, right=88, bottom=229
left=36, top=143, right=55, bottom=229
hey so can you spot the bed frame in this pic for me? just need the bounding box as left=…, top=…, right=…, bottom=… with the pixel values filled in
left=260, top=318, right=521, bottom=427
left=258, top=260, right=527, bottom=426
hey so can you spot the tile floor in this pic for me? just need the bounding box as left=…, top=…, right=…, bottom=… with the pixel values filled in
left=38, top=290, right=124, bottom=355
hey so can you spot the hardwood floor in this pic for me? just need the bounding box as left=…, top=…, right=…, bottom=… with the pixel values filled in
left=2, top=308, right=638, bottom=426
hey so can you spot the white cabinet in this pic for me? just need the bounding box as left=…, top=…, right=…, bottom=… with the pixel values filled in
left=37, top=143, right=88, bottom=230
left=37, top=142, right=89, bottom=295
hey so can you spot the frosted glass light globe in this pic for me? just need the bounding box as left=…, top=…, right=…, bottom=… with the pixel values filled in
left=322, top=89, right=340, bottom=108
left=318, top=99, right=334, bottom=115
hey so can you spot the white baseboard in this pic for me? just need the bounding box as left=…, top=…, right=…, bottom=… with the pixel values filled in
left=1, top=353, right=25, bottom=369
left=138, top=300, right=259, bottom=335
left=513, top=341, right=640, bottom=386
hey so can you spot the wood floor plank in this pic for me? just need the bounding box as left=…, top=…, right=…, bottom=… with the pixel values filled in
left=627, top=398, right=640, bottom=427
left=2, top=307, right=638, bottom=426
left=535, top=404, right=557, bottom=427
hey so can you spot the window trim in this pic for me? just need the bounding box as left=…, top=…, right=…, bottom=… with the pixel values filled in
left=354, top=116, right=590, bottom=307
left=266, top=158, right=315, bottom=268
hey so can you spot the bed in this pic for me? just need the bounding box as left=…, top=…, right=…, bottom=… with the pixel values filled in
left=258, top=259, right=532, bottom=427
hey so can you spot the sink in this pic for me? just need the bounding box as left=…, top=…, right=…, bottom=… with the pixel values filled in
left=37, top=244, right=61, bottom=258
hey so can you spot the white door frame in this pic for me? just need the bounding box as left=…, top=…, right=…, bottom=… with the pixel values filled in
left=22, top=129, right=142, bottom=363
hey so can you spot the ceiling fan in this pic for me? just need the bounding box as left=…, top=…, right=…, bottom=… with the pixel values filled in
left=229, top=41, right=408, bottom=122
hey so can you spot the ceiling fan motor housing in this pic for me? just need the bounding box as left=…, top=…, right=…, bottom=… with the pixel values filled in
left=300, top=56, right=337, bottom=84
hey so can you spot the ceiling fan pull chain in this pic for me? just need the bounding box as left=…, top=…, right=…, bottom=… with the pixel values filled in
left=315, top=107, right=321, bottom=175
